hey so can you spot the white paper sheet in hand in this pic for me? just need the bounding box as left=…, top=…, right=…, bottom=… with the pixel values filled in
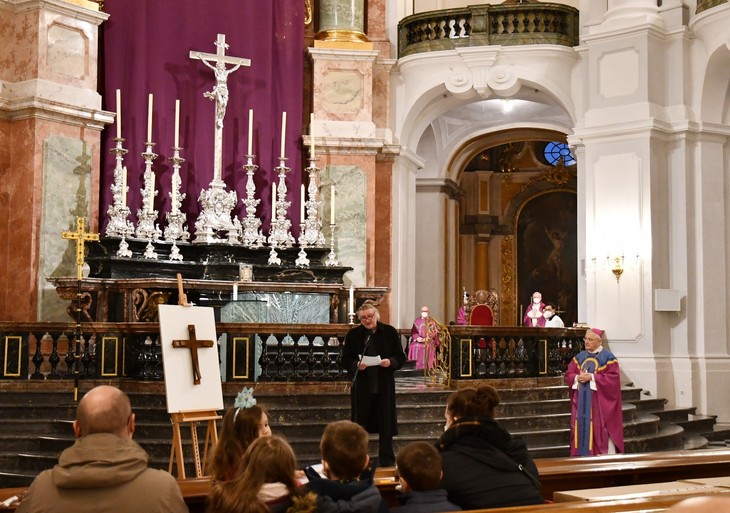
left=359, top=355, right=382, bottom=367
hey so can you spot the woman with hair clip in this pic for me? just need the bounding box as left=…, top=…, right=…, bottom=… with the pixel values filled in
left=208, top=388, right=272, bottom=482
left=437, top=385, right=544, bottom=509
left=206, top=435, right=317, bottom=513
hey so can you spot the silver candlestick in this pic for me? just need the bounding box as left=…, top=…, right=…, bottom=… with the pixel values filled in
left=268, top=246, right=282, bottom=266
left=117, top=236, right=132, bottom=258
left=295, top=223, right=310, bottom=268
left=299, top=158, right=327, bottom=247
left=324, top=223, right=339, bottom=267
left=143, top=240, right=158, bottom=259
left=164, top=146, right=190, bottom=261
left=269, top=157, right=294, bottom=248
left=267, top=158, right=295, bottom=248
left=136, top=142, right=162, bottom=241
left=105, top=137, right=134, bottom=238
left=241, top=154, right=265, bottom=247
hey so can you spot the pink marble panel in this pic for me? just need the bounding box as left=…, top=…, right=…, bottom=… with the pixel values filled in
left=367, top=0, right=388, bottom=45
left=0, top=8, right=40, bottom=82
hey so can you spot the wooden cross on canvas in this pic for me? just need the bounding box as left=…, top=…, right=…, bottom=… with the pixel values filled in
left=61, top=217, right=99, bottom=280
left=172, top=325, right=214, bottom=385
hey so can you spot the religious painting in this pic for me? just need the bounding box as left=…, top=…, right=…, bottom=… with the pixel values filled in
left=516, top=191, right=577, bottom=326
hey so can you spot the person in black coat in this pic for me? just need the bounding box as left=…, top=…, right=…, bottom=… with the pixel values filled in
left=342, top=303, right=406, bottom=467
left=437, top=385, right=544, bottom=510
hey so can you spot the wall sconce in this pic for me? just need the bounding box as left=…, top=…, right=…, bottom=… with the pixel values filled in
left=608, top=255, right=624, bottom=282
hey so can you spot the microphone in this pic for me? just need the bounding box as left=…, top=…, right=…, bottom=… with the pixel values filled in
left=352, top=333, right=372, bottom=386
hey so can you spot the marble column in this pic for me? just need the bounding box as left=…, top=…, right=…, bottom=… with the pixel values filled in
left=0, top=0, right=111, bottom=321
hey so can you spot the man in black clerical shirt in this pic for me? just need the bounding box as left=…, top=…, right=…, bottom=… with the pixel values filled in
left=342, top=303, right=406, bottom=467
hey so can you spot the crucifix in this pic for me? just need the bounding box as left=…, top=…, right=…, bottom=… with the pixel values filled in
left=172, top=325, right=214, bottom=385
left=61, top=217, right=99, bottom=280
left=190, top=34, right=250, bottom=184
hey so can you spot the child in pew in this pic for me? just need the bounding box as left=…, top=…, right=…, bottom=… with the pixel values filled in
left=209, top=387, right=272, bottom=482
left=391, top=442, right=461, bottom=513
left=304, top=420, right=388, bottom=513
left=206, top=435, right=317, bottom=513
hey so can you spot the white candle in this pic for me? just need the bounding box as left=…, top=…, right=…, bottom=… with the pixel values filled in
left=330, top=185, right=335, bottom=222
left=247, top=109, right=254, bottom=155
left=147, top=93, right=153, bottom=142
left=300, top=184, right=305, bottom=221
left=233, top=283, right=238, bottom=301
left=116, top=89, right=121, bottom=139
left=349, top=284, right=354, bottom=315
left=174, top=99, right=180, bottom=148
left=148, top=172, right=155, bottom=208
left=271, top=185, right=276, bottom=222
left=121, top=166, right=127, bottom=208
left=280, top=111, right=287, bottom=159
left=310, top=113, right=315, bottom=157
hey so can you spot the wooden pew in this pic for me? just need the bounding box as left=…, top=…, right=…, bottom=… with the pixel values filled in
left=536, top=449, right=730, bottom=500
left=3, top=449, right=730, bottom=512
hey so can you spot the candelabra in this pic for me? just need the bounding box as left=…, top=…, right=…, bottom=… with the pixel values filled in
left=194, top=179, right=241, bottom=245
left=164, top=146, right=190, bottom=261
left=298, top=158, right=326, bottom=247
left=105, top=137, right=134, bottom=238
left=324, top=223, right=339, bottom=267
left=136, top=142, right=162, bottom=241
left=240, top=154, right=265, bottom=247
left=267, top=158, right=295, bottom=248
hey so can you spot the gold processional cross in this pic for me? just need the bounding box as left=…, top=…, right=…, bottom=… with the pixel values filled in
left=172, top=325, right=214, bottom=385
left=61, top=217, right=99, bottom=280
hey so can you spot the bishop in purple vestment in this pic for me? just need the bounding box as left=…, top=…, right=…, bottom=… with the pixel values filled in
left=564, top=328, right=624, bottom=456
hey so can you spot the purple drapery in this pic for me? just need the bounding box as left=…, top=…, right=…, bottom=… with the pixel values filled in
left=101, top=0, right=305, bottom=233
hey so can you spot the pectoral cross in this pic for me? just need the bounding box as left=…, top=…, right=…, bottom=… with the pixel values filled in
left=190, top=34, right=250, bottom=183
left=61, top=217, right=99, bottom=280
left=172, top=325, right=214, bottom=385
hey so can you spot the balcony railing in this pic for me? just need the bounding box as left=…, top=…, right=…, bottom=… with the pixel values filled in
left=398, top=1, right=579, bottom=58
left=0, top=322, right=585, bottom=383
left=696, top=0, right=728, bottom=14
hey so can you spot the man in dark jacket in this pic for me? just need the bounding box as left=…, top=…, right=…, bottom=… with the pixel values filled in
left=342, top=303, right=406, bottom=467
left=16, top=385, right=187, bottom=513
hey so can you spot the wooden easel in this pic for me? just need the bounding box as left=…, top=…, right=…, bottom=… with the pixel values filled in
left=169, top=409, right=221, bottom=478
left=167, top=274, right=221, bottom=479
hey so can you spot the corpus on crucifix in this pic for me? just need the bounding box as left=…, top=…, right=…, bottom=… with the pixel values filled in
left=190, top=33, right=250, bottom=183
left=172, top=325, right=215, bottom=385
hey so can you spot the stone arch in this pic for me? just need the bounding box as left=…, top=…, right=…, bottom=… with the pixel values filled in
left=699, top=44, right=730, bottom=124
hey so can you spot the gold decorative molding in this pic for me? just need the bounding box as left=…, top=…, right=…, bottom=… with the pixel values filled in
left=304, top=0, right=313, bottom=25
left=500, top=236, right=515, bottom=325
left=521, top=158, right=574, bottom=193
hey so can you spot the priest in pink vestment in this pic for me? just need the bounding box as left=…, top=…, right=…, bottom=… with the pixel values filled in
left=409, top=306, right=439, bottom=369
left=564, top=328, right=624, bottom=456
